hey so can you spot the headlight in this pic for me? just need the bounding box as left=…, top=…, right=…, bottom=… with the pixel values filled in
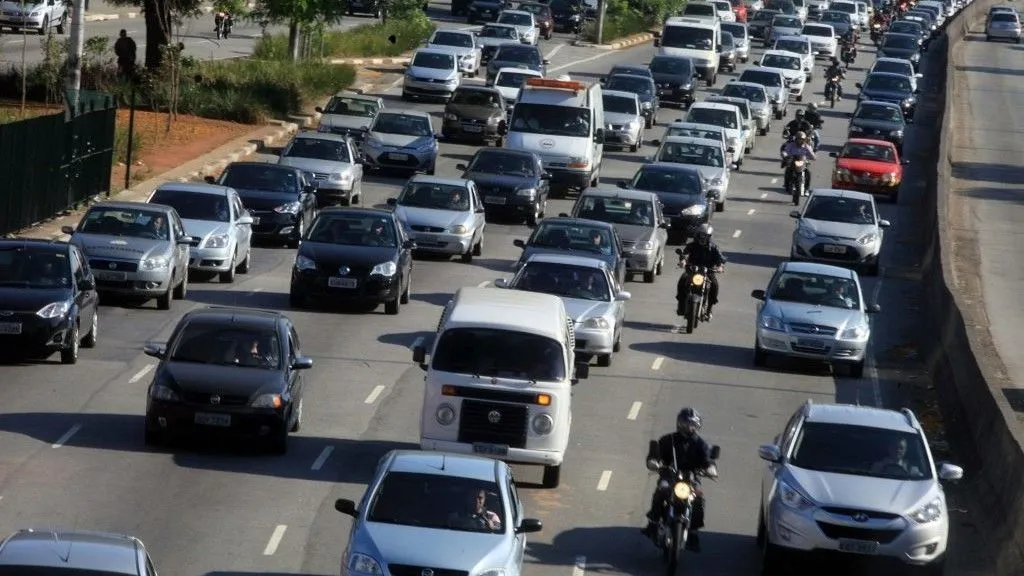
left=347, top=553, right=384, bottom=576
left=798, top=227, right=816, bottom=239
left=274, top=201, right=302, bottom=214
left=641, top=101, right=652, bottom=109
left=150, top=384, right=180, bottom=402
left=36, top=300, right=72, bottom=319
left=516, top=187, right=537, bottom=197
left=330, top=172, right=353, bottom=184
left=449, top=224, right=469, bottom=235
left=682, top=204, right=706, bottom=215
left=835, top=167, right=851, bottom=178
left=531, top=414, right=554, bottom=435
left=634, top=240, right=654, bottom=251
left=568, top=156, right=590, bottom=169
left=444, top=112, right=459, bottom=121
left=140, top=256, right=170, bottom=270
left=760, top=314, right=784, bottom=331
left=251, top=393, right=283, bottom=409
left=370, top=261, right=398, bottom=276
left=882, top=171, right=900, bottom=184
left=909, top=497, right=944, bottom=523
left=857, top=232, right=878, bottom=245
left=627, top=119, right=641, bottom=130
left=910, top=53, right=920, bottom=61
left=581, top=316, right=611, bottom=329
left=204, top=233, right=230, bottom=249
left=436, top=403, right=456, bottom=425
left=902, top=97, right=915, bottom=107
left=479, top=569, right=507, bottom=576
left=840, top=323, right=870, bottom=340
left=778, top=479, right=815, bottom=511
left=294, top=254, right=316, bottom=271
left=444, top=76, right=459, bottom=85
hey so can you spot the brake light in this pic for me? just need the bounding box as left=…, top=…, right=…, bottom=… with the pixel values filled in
left=525, top=78, right=585, bottom=92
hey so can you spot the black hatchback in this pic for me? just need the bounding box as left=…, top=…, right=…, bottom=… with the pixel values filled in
left=457, top=148, right=550, bottom=225
left=604, top=74, right=660, bottom=128
left=617, top=163, right=713, bottom=244
left=648, top=55, right=697, bottom=108
left=208, top=162, right=319, bottom=248
left=0, top=239, right=99, bottom=364
left=847, top=100, right=907, bottom=152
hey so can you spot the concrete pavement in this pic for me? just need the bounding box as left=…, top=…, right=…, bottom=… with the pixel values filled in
left=0, top=14, right=990, bottom=576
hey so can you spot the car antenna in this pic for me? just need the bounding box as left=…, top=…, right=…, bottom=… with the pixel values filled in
left=51, top=529, right=71, bottom=563
left=441, top=453, right=447, bottom=471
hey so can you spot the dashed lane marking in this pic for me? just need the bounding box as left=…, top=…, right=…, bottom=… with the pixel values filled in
left=477, top=280, right=491, bottom=287
left=747, top=208, right=756, bottom=216
left=627, top=401, right=642, bottom=420
left=761, top=193, right=768, bottom=199
left=52, top=424, right=81, bottom=449
left=263, top=525, right=287, bottom=555
left=365, top=385, right=386, bottom=404
left=545, top=43, right=566, bottom=60
left=651, top=356, right=664, bottom=370
left=573, top=556, right=587, bottom=576
left=128, top=364, right=154, bottom=383
left=732, top=229, right=742, bottom=238
left=311, top=446, right=334, bottom=471
left=770, top=178, right=779, bottom=185
left=596, top=471, right=612, bottom=491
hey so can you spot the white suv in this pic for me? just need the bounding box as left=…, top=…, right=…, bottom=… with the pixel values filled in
left=757, top=401, right=963, bottom=575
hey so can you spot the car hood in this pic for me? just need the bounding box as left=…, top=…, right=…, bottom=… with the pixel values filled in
left=764, top=300, right=863, bottom=329
left=850, top=117, right=903, bottom=131
left=0, top=286, right=74, bottom=312
left=860, top=86, right=913, bottom=101
left=785, top=466, right=936, bottom=514
left=234, top=189, right=300, bottom=211
left=162, top=362, right=283, bottom=396
left=278, top=156, right=354, bottom=174
left=466, top=172, right=536, bottom=190
left=372, top=132, right=434, bottom=149
left=396, top=205, right=468, bottom=229
left=765, top=66, right=804, bottom=81
left=836, top=158, right=900, bottom=174
left=182, top=219, right=230, bottom=243
left=299, top=242, right=398, bottom=268
left=72, top=234, right=170, bottom=261
left=319, top=114, right=373, bottom=131
left=408, top=66, right=458, bottom=81
left=800, top=217, right=876, bottom=240
left=479, top=37, right=518, bottom=48
left=605, top=111, right=640, bottom=125
left=505, top=132, right=589, bottom=160
left=562, top=296, right=616, bottom=321
left=447, top=103, right=504, bottom=121
left=652, top=192, right=704, bottom=212
left=357, top=523, right=511, bottom=573
left=429, top=44, right=475, bottom=58
left=650, top=72, right=692, bottom=86
left=614, top=223, right=655, bottom=243
left=0, top=1, right=44, bottom=13
left=505, top=23, right=534, bottom=34
left=657, top=47, right=715, bottom=62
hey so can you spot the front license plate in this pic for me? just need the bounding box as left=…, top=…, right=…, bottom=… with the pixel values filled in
left=796, top=338, right=826, bottom=349
left=485, top=195, right=507, bottom=205
left=463, top=125, right=483, bottom=133
left=419, top=234, right=442, bottom=244
left=96, top=271, right=128, bottom=281
left=0, top=322, right=22, bottom=335
left=473, top=443, right=509, bottom=456
left=387, top=152, right=409, bottom=161
left=823, top=244, right=847, bottom=254
left=838, top=539, right=879, bottom=555
left=328, top=277, right=358, bottom=289
left=194, top=412, right=231, bottom=427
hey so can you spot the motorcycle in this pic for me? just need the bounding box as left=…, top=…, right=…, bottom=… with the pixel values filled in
left=214, top=12, right=233, bottom=39
left=841, top=44, right=857, bottom=69
left=782, top=155, right=810, bottom=205
left=824, top=75, right=842, bottom=107
left=674, top=251, right=715, bottom=334
left=645, top=447, right=721, bottom=576
left=870, top=22, right=884, bottom=45
left=569, top=12, right=583, bottom=35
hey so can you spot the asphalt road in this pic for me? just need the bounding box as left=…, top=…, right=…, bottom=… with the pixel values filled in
left=0, top=18, right=984, bottom=576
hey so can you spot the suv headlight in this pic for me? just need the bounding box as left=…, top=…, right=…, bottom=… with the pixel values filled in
left=370, top=261, right=397, bottom=276
left=150, top=384, right=180, bottom=402
left=251, top=393, right=283, bottom=409
left=581, top=316, right=610, bottom=329
left=909, top=497, right=944, bottom=523
left=840, top=323, right=870, bottom=340
left=778, top=479, right=815, bottom=511
left=347, top=553, right=384, bottom=576
left=140, top=256, right=169, bottom=270
left=760, top=314, right=784, bottom=331
left=204, top=233, right=230, bottom=249
left=330, top=172, right=353, bottom=185
left=274, top=201, right=302, bottom=214
left=294, top=254, right=316, bottom=271
left=36, top=300, right=72, bottom=319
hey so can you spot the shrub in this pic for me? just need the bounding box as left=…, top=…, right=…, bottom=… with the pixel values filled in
left=113, top=123, right=145, bottom=165
left=253, top=13, right=435, bottom=60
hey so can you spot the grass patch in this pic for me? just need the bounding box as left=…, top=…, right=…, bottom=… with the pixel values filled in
left=253, top=15, right=435, bottom=60
left=112, top=123, right=145, bottom=165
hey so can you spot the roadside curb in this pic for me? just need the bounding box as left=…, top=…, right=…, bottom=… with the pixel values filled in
left=328, top=56, right=411, bottom=65
left=174, top=121, right=303, bottom=185
left=572, top=32, right=654, bottom=50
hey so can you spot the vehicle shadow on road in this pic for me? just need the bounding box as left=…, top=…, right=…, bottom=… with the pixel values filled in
left=724, top=251, right=784, bottom=269
left=958, top=186, right=1024, bottom=204
left=623, top=319, right=677, bottom=332
left=954, top=64, right=1024, bottom=77
left=630, top=341, right=834, bottom=377
left=472, top=257, right=517, bottom=273
left=378, top=330, right=435, bottom=349
left=187, top=289, right=389, bottom=315
left=410, top=291, right=456, bottom=307
left=951, top=160, right=1024, bottom=185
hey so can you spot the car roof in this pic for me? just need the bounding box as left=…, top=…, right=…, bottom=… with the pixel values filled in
left=883, top=32, right=919, bottom=39
left=706, top=95, right=749, bottom=107
left=89, top=200, right=171, bottom=212
left=772, top=13, right=800, bottom=19
left=524, top=252, right=611, bottom=270
left=664, top=17, right=718, bottom=29
left=802, top=22, right=835, bottom=30
left=294, top=130, right=349, bottom=142
left=153, top=182, right=233, bottom=196
left=377, top=108, right=432, bottom=120
left=0, top=529, right=142, bottom=574
left=580, top=186, right=660, bottom=201
left=433, top=28, right=473, bottom=36
left=805, top=403, right=918, bottom=433
left=811, top=187, right=876, bottom=201
left=455, top=85, right=501, bottom=94
left=181, top=306, right=285, bottom=328
left=483, top=22, right=518, bottom=29
left=386, top=450, right=502, bottom=482
left=0, top=238, right=70, bottom=251
left=780, top=259, right=856, bottom=279
left=603, top=89, right=640, bottom=100
left=445, top=287, right=566, bottom=337
left=610, top=63, right=648, bottom=71
left=775, top=34, right=811, bottom=43
left=865, top=71, right=909, bottom=80
left=408, top=174, right=470, bottom=187
left=663, top=135, right=724, bottom=147
left=472, top=148, right=539, bottom=161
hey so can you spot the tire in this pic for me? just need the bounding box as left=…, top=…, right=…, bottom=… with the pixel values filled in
left=56, top=12, right=66, bottom=34
left=472, top=235, right=483, bottom=256
left=220, top=255, right=237, bottom=283
left=774, top=109, right=783, bottom=120
left=759, top=511, right=785, bottom=575
left=715, top=200, right=725, bottom=212
left=759, top=125, right=768, bottom=136
left=643, top=269, right=655, bottom=283
left=686, top=304, right=698, bottom=334
left=597, top=353, right=612, bottom=367
left=61, top=321, right=80, bottom=364
left=290, top=398, right=303, bottom=432
left=667, top=521, right=684, bottom=576
left=385, top=295, right=400, bottom=315
left=172, top=271, right=187, bottom=300
left=542, top=464, right=561, bottom=488
left=754, top=340, right=767, bottom=366
left=849, top=360, right=865, bottom=378
left=38, top=16, right=47, bottom=35
left=157, top=290, right=172, bottom=310
left=287, top=218, right=303, bottom=248
left=527, top=202, right=542, bottom=227
left=797, top=94, right=803, bottom=102
left=400, top=271, right=411, bottom=304
left=82, top=310, right=98, bottom=348
left=237, top=248, right=250, bottom=273
left=289, top=290, right=305, bottom=309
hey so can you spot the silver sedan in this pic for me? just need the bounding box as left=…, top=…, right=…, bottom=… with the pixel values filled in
left=789, top=188, right=891, bottom=276
left=388, top=175, right=486, bottom=262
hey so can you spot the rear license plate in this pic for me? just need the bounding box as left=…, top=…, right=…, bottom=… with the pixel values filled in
left=463, top=125, right=483, bottom=133
left=328, top=277, right=358, bottom=289
left=796, top=338, right=826, bottom=349
left=194, top=412, right=231, bottom=427
left=387, top=152, right=409, bottom=161
left=473, top=443, right=509, bottom=456
left=823, top=244, right=847, bottom=254
left=96, top=271, right=128, bottom=281
left=0, top=322, right=22, bottom=335
left=838, top=539, right=879, bottom=555
left=485, top=196, right=507, bottom=205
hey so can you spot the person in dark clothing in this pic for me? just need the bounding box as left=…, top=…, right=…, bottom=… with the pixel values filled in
left=676, top=224, right=726, bottom=320
left=783, top=109, right=814, bottom=143
left=803, top=102, right=824, bottom=150
left=114, top=29, right=137, bottom=79
left=641, top=407, right=718, bottom=552
left=825, top=57, right=846, bottom=99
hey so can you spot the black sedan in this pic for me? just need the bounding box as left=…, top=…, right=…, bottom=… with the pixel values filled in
left=648, top=55, right=697, bottom=109
left=856, top=72, right=917, bottom=121
left=513, top=217, right=627, bottom=284
left=604, top=74, right=660, bottom=128
left=289, top=208, right=413, bottom=314
left=143, top=306, right=313, bottom=453
left=209, top=162, right=319, bottom=248
left=457, top=148, right=550, bottom=226
left=617, top=163, right=713, bottom=244
left=0, top=239, right=99, bottom=364
left=889, top=20, right=928, bottom=47
left=468, top=0, right=507, bottom=23
left=847, top=101, right=908, bottom=152
left=820, top=10, right=853, bottom=37
left=877, top=32, right=922, bottom=69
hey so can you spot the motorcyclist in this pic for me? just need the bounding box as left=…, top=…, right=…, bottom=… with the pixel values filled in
left=804, top=103, right=824, bottom=149
left=782, top=109, right=814, bottom=144
left=676, top=224, right=725, bottom=320
left=780, top=131, right=817, bottom=193
left=642, top=407, right=718, bottom=552
left=825, top=58, right=846, bottom=99
left=841, top=34, right=858, bottom=66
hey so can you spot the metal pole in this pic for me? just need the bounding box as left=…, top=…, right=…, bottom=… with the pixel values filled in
left=596, top=0, right=606, bottom=45
left=66, top=0, right=85, bottom=110
left=19, top=0, right=27, bottom=118
left=124, top=83, right=136, bottom=191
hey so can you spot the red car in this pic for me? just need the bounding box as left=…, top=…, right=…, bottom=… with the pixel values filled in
left=730, top=0, right=748, bottom=21
left=830, top=138, right=908, bottom=202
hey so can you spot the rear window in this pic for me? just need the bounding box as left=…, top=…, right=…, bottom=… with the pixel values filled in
left=991, top=12, right=1019, bottom=22
left=684, top=3, right=717, bottom=15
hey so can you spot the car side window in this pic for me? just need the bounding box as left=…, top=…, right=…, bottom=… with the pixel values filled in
left=289, top=326, right=301, bottom=357
left=171, top=213, right=186, bottom=239
left=779, top=410, right=803, bottom=457
left=71, top=250, right=86, bottom=286
left=232, top=195, right=246, bottom=220
left=471, top=185, right=483, bottom=211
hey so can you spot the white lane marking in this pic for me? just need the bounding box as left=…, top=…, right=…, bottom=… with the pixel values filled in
left=410, top=336, right=424, bottom=350
left=364, top=385, right=386, bottom=404
left=867, top=273, right=885, bottom=406
left=572, top=556, right=587, bottom=576
left=760, top=192, right=768, bottom=199
left=52, top=424, right=81, bottom=449
left=545, top=43, right=566, bottom=60
left=651, top=356, right=664, bottom=371
left=732, top=229, right=742, bottom=238
left=627, top=401, right=642, bottom=420
left=263, top=525, right=287, bottom=555
left=747, top=208, right=756, bottom=216
left=670, top=324, right=682, bottom=334
left=477, top=280, right=491, bottom=287
left=550, top=48, right=621, bottom=73
left=596, top=471, right=612, bottom=491
left=248, top=287, right=264, bottom=296
left=311, top=446, right=334, bottom=471
left=128, top=364, right=154, bottom=383
left=771, top=178, right=779, bottom=185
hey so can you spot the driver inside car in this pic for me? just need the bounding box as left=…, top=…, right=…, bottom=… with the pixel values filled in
left=870, top=438, right=922, bottom=476
left=450, top=488, right=502, bottom=531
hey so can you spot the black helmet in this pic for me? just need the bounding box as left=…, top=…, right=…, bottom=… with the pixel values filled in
left=677, top=407, right=703, bottom=436
left=795, top=109, right=805, bottom=117
left=695, top=223, right=713, bottom=244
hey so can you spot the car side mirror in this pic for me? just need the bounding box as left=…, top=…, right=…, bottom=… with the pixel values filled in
left=237, top=215, right=253, bottom=225
left=204, top=175, right=217, bottom=184
left=617, top=180, right=629, bottom=189
left=315, top=106, right=324, bottom=113
left=292, top=356, right=314, bottom=370
left=475, top=206, right=486, bottom=213
left=879, top=219, right=891, bottom=228
left=179, top=236, right=201, bottom=246
left=659, top=222, right=669, bottom=229
left=674, top=248, right=683, bottom=256
left=573, top=361, right=589, bottom=382
left=61, top=225, right=75, bottom=235
left=915, top=72, right=923, bottom=78
left=594, top=129, right=604, bottom=144
left=716, top=43, right=723, bottom=51
left=402, top=239, right=417, bottom=249
left=855, top=81, right=863, bottom=88
left=304, top=184, right=319, bottom=194
left=789, top=210, right=800, bottom=218
left=751, top=289, right=766, bottom=300
left=517, top=518, right=543, bottom=534
left=829, top=151, right=838, bottom=158
left=542, top=58, right=551, bottom=64
left=540, top=172, right=552, bottom=180
left=615, top=291, right=631, bottom=301
left=599, top=77, right=606, bottom=84
left=866, top=303, right=881, bottom=313
left=143, top=344, right=165, bottom=359
left=758, top=444, right=782, bottom=463
left=710, top=445, right=721, bottom=460
left=558, top=212, right=569, bottom=217
left=412, top=344, right=427, bottom=367
left=938, top=462, right=964, bottom=482
left=513, top=238, right=526, bottom=248
left=78, top=276, right=96, bottom=291
left=727, top=146, right=736, bottom=153
left=334, top=498, right=358, bottom=518
left=494, top=278, right=509, bottom=288
left=729, top=163, right=739, bottom=170
left=386, top=198, right=397, bottom=206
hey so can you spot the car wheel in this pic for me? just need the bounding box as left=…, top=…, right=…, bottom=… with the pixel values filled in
left=597, top=353, right=612, bottom=367
left=760, top=510, right=785, bottom=575
left=655, top=255, right=664, bottom=276
left=472, top=235, right=483, bottom=256
left=172, top=270, right=188, bottom=300
left=220, top=253, right=237, bottom=283
left=643, top=269, right=655, bottom=283
left=237, top=248, right=251, bottom=273
left=287, top=219, right=303, bottom=248
left=290, top=398, right=303, bottom=432
left=37, top=16, right=47, bottom=35
left=848, top=360, right=865, bottom=378
left=82, top=310, right=98, bottom=348
left=716, top=199, right=726, bottom=212
left=527, top=202, right=541, bottom=227
left=427, top=163, right=436, bottom=175
left=157, top=290, right=172, bottom=310
left=542, top=464, right=561, bottom=488
left=385, top=295, right=401, bottom=315
left=753, top=340, right=768, bottom=367
left=400, top=271, right=411, bottom=304
left=61, top=321, right=80, bottom=364
left=759, top=125, right=769, bottom=136
left=289, top=290, right=305, bottom=309
left=57, top=12, right=66, bottom=34
left=797, top=94, right=804, bottom=102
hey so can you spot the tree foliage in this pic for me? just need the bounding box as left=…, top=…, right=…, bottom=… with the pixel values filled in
left=256, top=0, right=345, bottom=60
left=105, top=0, right=203, bottom=68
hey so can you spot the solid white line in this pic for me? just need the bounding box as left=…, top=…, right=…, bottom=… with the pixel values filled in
left=550, top=48, right=621, bottom=73
left=52, top=424, right=81, bottom=449
left=572, top=556, right=587, bottom=576
left=311, top=446, right=334, bottom=471
left=545, top=43, right=566, bottom=60
left=364, top=385, right=386, bottom=404
left=760, top=192, right=768, bottom=199
left=732, top=229, right=742, bottom=238
left=651, top=356, right=664, bottom=371
left=128, top=364, right=154, bottom=384
left=747, top=208, right=756, bottom=216
left=771, top=178, right=779, bottom=185
left=263, top=525, right=287, bottom=555
left=410, top=337, right=424, bottom=350
left=596, top=471, right=612, bottom=491
left=627, top=401, right=642, bottom=420
left=477, top=280, right=491, bottom=287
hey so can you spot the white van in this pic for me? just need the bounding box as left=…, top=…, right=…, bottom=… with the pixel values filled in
left=505, top=77, right=604, bottom=194
left=656, top=17, right=722, bottom=87
left=414, top=287, right=589, bottom=488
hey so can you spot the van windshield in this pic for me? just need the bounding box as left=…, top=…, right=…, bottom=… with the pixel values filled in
left=510, top=103, right=592, bottom=137
left=661, top=25, right=715, bottom=49
left=432, top=327, right=566, bottom=381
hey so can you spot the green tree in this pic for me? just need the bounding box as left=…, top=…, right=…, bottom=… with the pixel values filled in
left=105, top=0, right=203, bottom=69
left=258, top=0, right=344, bottom=61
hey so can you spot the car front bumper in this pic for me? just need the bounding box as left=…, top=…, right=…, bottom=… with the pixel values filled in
left=573, top=325, right=615, bottom=354
left=189, top=245, right=236, bottom=273
left=832, top=176, right=901, bottom=198
left=442, top=117, right=503, bottom=141
left=604, top=125, right=642, bottom=147
left=656, top=84, right=696, bottom=106
left=93, top=268, right=176, bottom=297
left=250, top=210, right=301, bottom=241
left=0, top=14, right=45, bottom=28
left=624, top=248, right=658, bottom=273
left=146, top=400, right=289, bottom=440
left=791, top=235, right=881, bottom=266
left=290, top=269, right=401, bottom=305
left=757, top=325, right=868, bottom=362
left=408, top=228, right=474, bottom=255
left=403, top=78, right=458, bottom=100
left=0, top=312, right=74, bottom=353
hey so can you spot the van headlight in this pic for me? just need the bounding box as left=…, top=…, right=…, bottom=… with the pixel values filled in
left=436, top=403, right=456, bottom=425
left=531, top=414, right=554, bottom=435
left=568, top=156, right=590, bottom=169
left=909, top=497, right=944, bottom=523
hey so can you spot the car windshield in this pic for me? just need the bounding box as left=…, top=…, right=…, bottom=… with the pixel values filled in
left=721, top=33, right=735, bottom=48
left=603, top=94, right=638, bottom=115
left=367, top=472, right=506, bottom=533
left=762, top=53, right=801, bottom=70
left=450, top=88, right=502, bottom=107
left=841, top=142, right=896, bottom=162
left=480, top=25, right=517, bottom=38
left=741, top=70, right=782, bottom=87
left=575, top=196, right=655, bottom=227
left=774, top=16, right=801, bottom=26
left=890, top=22, right=922, bottom=34
left=822, top=11, right=850, bottom=22
left=714, top=1, right=731, bottom=10
left=683, top=3, right=716, bottom=15
left=149, top=189, right=230, bottom=222
left=413, top=51, right=455, bottom=69
left=856, top=104, right=902, bottom=122
left=169, top=323, right=282, bottom=369
left=688, top=108, right=738, bottom=129
left=510, top=103, right=591, bottom=137
left=515, top=261, right=611, bottom=301
left=804, top=195, right=876, bottom=225
left=398, top=182, right=470, bottom=210
left=79, top=207, right=172, bottom=240
left=649, top=56, right=694, bottom=75
left=529, top=222, right=613, bottom=255
left=606, top=76, right=652, bottom=96
left=0, top=246, right=71, bottom=288
left=666, top=126, right=724, bottom=141
left=610, top=66, right=650, bottom=78
left=883, top=35, right=918, bottom=49
left=432, top=31, right=474, bottom=47
left=802, top=25, right=832, bottom=36
left=467, top=150, right=537, bottom=175
left=220, top=165, right=299, bottom=194
left=769, top=270, right=861, bottom=309
left=306, top=213, right=398, bottom=248
left=721, top=23, right=747, bottom=38
left=864, top=74, right=912, bottom=92
left=722, top=84, right=767, bottom=102
left=433, top=327, right=566, bottom=380
left=831, top=2, right=856, bottom=12
left=661, top=25, right=715, bottom=49
left=991, top=12, right=1019, bottom=22
left=498, top=11, right=533, bottom=25
left=789, top=422, right=932, bottom=480
left=775, top=39, right=808, bottom=53
left=495, top=45, right=540, bottom=64
left=767, top=0, right=795, bottom=11
left=872, top=61, right=912, bottom=75
left=496, top=71, right=539, bottom=88
left=321, top=96, right=379, bottom=117
left=374, top=113, right=433, bottom=136
left=659, top=142, right=725, bottom=167
left=633, top=167, right=703, bottom=195
left=282, top=137, right=351, bottom=163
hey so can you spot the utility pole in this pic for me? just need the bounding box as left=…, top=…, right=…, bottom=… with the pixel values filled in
left=19, top=0, right=27, bottom=118
left=66, top=0, right=85, bottom=111
left=595, top=0, right=606, bottom=45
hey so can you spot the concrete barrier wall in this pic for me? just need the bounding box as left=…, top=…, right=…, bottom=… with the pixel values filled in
left=922, top=1, right=1024, bottom=572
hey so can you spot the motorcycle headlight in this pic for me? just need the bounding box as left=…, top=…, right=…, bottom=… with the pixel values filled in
left=531, top=414, right=554, bottom=435
left=778, top=479, right=815, bottom=511
left=347, top=553, right=384, bottom=576
left=294, top=254, right=317, bottom=271
left=634, top=240, right=654, bottom=250
left=444, top=112, right=459, bottom=121
left=140, top=256, right=170, bottom=270
left=150, top=384, right=180, bottom=402
left=370, top=261, right=398, bottom=276
left=840, top=323, right=870, bottom=340
left=274, top=201, right=302, bottom=214
left=691, top=273, right=705, bottom=286
left=36, top=299, right=72, bottom=319
left=581, top=316, right=611, bottom=330
left=436, top=403, right=456, bottom=425
left=673, top=481, right=692, bottom=500
left=449, top=224, right=469, bottom=235
left=909, top=497, right=944, bottom=523
left=798, top=227, right=817, bottom=239
left=857, top=232, right=878, bottom=245
left=641, top=101, right=652, bottom=109
left=760, top=314, right=784, bottom=331
left=204, top=233, right=230, bottom=249
left=251, top=393, right=283, bottom=409
left=516, top=187, right=537, bottom=197
left=682, top=204, right=706, bottom=215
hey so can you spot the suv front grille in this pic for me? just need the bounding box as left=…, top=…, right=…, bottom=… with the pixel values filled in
left=816, top=522, right=902, bottom=544
left=458, top=400, right=528, bottom=447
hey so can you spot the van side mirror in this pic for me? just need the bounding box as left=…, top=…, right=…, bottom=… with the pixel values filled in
left=494, top=278, right=509, bottom=288
left=866, top=303, right=881, bottom=313
left=541, top=172, right=552, bottom=180
left=334, top=498, right=358, bottom=517
left=412, top=344, right=427, bottom=365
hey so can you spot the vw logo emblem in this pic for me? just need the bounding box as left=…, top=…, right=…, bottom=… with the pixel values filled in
left=108, top=262, right=118, bottom=270
left=209, top=395, right=221, bottom=405
left=852, top=512, right=869, bottom=523
left=539, top=138, right=556, bottom=150
left=422, top=570, right=434, bottom=576
left=338, top=266, right=350, bottom=276
left=487, top=410, right=501, bottom=424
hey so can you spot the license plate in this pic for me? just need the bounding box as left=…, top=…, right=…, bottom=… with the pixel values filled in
left=328, top=277, right=358, bottom=289
left=485, top=195, right=507, bottom=205
left=473, top=443, right=509, bottom=456
left=96, top=271, right=128, bottom=281
left=823, top=244, right=847, bottom=254
left=0, top=322, right=22, bottom=335
left=463, top=125, right=483, bottom=133
left=194, top=412, right=231, bottom=427
left=418, top=234, right=442, bottom=244
left=387, top=152, right=408, bottom=161
left=838, top=539, right=879, bottom=555
left=796, top=338, right=827, bottom=349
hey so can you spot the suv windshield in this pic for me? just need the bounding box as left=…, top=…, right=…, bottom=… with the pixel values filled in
left=282, top=137, right=351, bottom=163
left=0, top=246, right=70, bottom=288
left=373, top=113, right=433, bottom=136
left=802, top=25, right=832, bottom=36
left=170, top=323, right=282, bottom=369
left=722, top=84, right=767, bottom=102
left=149, top=189, right=230, bottom=222
left=575, top=196, right=655, bottom=226
left=510, top=103, right=591, bottom=137
left=769, top=270, right=861, bottom=309
left=79, top=206, right=171, bottom=240
left=321, top=96, right=379, bottom=117
left=398, top=182, right=469, bottom=210
left=661, top=25, right=715, bottom=49
left=515, top=261, right=610, bottom=301
left=368, top=472, right=506, bottom=533
left=649, top=56, right=694, bottom=76
left=774, top=16, right=801, bottom=26
left=831, top=2, right=857, bottom=12
left=790, top=422, right=932, bottom=480
left=413, top=52, right=455, bottom=69
left=658, top=142, right=725, bottom=167
left=495, top=45, right=540, bottom=64
left=432, top=31, right=474, bottom=47
left=432, top=327, right=566, bottom=380
left=683, top=3, right=716, bottom=15
left=603, top=94, right=638, bottom=114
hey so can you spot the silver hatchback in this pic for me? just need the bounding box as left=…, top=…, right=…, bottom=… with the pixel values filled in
left=0, top=529, right=159, bottom=575
left=388, top=175, right=487, bottom=262
left=789, top=188, right=890, bottom=276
